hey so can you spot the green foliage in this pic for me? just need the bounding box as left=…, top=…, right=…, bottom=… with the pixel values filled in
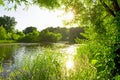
left=0, top=15, right=17, bottom=33
left=6, top=32, right=12, bottom=40
left=0, top=0, right=4, bottom=6
left=42, top=27, right=85, bottom=43
left=23, top=26, right=37, bottom=34
left=0, top=0, right=30, bottom=10
left=18, top=27, right=39, bottom=42
left=12, top=33, right=20, bottom=40
left=39, top=30, right=62, bottom=43
left=20, top=30, right=39, bottom=42
left=0, top=26, right=7, bottom=40
left=0, top=45, right=15, bottom=63
left=113, top=75, right=120, bottom=80
left=75, top=5, right=120, bottom=80
left=7, top=48, right=64, bottom=80
left=44, top=27, right=69, bottom=41
left=6, top=32, right=18, bottom=40
left=78, top=41, right=115, bottom=79
left=16, top=31, right=25, bottom=40
left=0, top=40, right=16, bottom=43
left=20, top=27, right=85, bottom=43
left=0, top=46, right=96, bottom=80
left=1, top=0, right=120, bottom=79
left=69, top=27, right=85, bottom=43
left=33, top=0, right=61, bottom=9
left=56, top=0, right=120, bottom=79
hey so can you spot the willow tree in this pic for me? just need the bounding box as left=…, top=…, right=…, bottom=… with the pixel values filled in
left=1, top=0, right=120, bottom=79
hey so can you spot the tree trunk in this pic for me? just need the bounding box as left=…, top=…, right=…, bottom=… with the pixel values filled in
left=111, top=0, right=120, bottom=12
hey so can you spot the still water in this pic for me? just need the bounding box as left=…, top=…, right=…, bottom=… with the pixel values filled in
left=0, top=43, right=42, bottom=77
left=0, top=43, right=77, bottom=78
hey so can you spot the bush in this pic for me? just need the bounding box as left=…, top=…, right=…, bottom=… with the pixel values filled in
left=19, top=30, right=39, bottom=42
left=39, top=30, right=62, bottom=43
left=0, top=26, right=7, bottom=40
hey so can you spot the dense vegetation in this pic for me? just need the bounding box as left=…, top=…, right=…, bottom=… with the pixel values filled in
left=39, top=27, right=85, bottom=43
left=0, top=0, right=120, bottom=79
left=0, top=15, right=84, bottom=43
left=0, top=47, right=96, bottom=80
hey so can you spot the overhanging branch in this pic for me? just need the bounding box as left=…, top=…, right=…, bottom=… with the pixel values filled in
left=100, top=0, right=115, bottom=17
left=111, top=0, right=120, bottom=12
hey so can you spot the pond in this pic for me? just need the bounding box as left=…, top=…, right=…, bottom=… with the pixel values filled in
left=0, top=43, right=78, bottom=79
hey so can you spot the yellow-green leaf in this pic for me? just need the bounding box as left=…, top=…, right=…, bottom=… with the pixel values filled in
left=0, top=0, right=4, bottom=6
left=91, top=59, right=98, bottom=65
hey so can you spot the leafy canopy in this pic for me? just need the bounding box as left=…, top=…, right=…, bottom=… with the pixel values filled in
left=0, top=15, right=17, bottom=32
left=23, top=26, right=37, bottom=34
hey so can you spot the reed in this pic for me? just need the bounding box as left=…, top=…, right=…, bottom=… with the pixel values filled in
left=1, top=47, right=97, bottom=80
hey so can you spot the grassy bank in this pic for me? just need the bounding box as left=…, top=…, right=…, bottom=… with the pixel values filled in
left=0, top=40, right=16, bottom=43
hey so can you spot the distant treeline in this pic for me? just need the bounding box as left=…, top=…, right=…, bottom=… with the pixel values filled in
left=41, top=27, right=85, bottom=43
left=0, top=15, right=85, bottom=43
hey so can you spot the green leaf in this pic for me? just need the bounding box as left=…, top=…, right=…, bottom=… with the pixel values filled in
left=14, top=4, right=17, bottom=10
left=0, top=0, right=4, bottom=6
left=91, top=59, right=98, bottom=65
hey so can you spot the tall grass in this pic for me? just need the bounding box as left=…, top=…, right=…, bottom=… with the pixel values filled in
left=7, top=48, right=65, bottom=80
left=1, top=46, right=97, bottom=80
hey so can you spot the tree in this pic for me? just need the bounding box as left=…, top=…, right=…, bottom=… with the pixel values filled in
left=33, top=0, right=120, bottom=78
left=14, top=31, right=25, bottom=41
left=0, top=0, right=61, bottom=10
left=39, top=30, right=62, bottom=43
left=69, top=27, right=85, bottom=43
left=0, top=0, right=31, bottom=10
left=1, top=0, right=120, bottom=79
left=43, top=27, right=69, bottom=41
left=66, top=0, right=120, bottom=79
left=99, top=0, right=120, bottom=17
left=12, top=33, right=20, bottom=40
left=0, top=26, right=7, bottom=40
left=23, top=26, right=37, bottom=34
left=20, top=30, right=39, bottom=42
left=44, top=27, right=85, bottom=43
left=0, top=15, right=17, bottom=32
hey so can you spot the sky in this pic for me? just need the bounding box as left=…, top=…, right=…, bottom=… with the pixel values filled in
left=0, top=4, right=74, bottom=31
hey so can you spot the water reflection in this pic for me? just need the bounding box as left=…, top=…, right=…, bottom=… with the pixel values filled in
left=66, top=56, right=74, bottom=70
left=61, top=45, right=77, bottom=70
left=66, top=46, right=77, bottom=55
left=14, top=47, right=25, bottom=67
left=0, top=43, right=42, bottom=78
left=0, top=45, right=17, bottom=63
left=0, top=43, right=78, bottom=78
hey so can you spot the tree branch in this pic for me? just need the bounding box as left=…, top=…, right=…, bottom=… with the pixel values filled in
left=111, top=0, right=120, bottom=12
left=100, top=0, right=115, bottom=17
